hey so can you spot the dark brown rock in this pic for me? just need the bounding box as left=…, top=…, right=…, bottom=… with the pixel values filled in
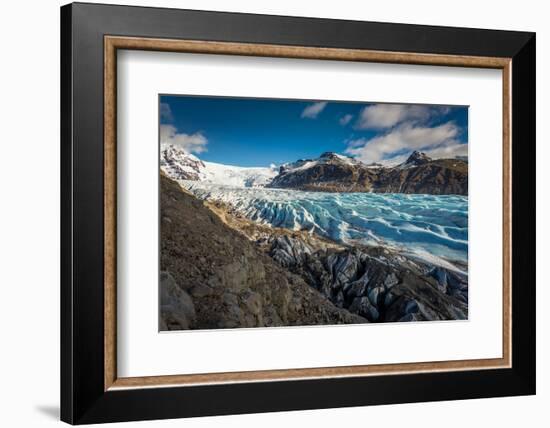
left=160, top=175, right=367, bottom=330
left=269, top=151, right=468, bottom=195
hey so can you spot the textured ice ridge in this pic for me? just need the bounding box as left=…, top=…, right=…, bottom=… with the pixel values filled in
left=182, top=181, right=468, bottom=265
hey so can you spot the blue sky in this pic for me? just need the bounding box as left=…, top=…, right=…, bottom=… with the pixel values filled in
left=159, top=95, right=468, bottom=167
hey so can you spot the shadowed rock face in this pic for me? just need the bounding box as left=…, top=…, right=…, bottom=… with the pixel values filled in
left=160, top=271, right=196, bottom=330
left=160, top=174, right=366, bottom=330
left=372, top=158, right=468, bottom=195
left=269, top=151, right=468, bottom=195
left=401, top=150, right=432, bottom=167
left=266, top=235, right=468, bottom=322
left=269, top=152, right=378, bottom=192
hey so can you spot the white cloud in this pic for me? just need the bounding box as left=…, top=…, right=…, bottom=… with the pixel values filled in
left=160, top=124, right=208, bottom=154
left=301, top=101, right=328, bottom=119
left=355, top=104, right=434, bottom=130
left=424, top=142, right=468, bottom=159
left=345, top=121, right=464, bottom=164
left=160, top=102, right=173, bottom=122
left=375, top=143, right=469, bottom=167
left=339, top=114, right=354, bottom=126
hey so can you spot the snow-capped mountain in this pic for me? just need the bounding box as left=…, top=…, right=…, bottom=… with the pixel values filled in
left=161, top=145, right=468, bottom=195
left=269, top=151, right=372, bottom=191
left=161, top=144, right=207, bottom=181
left=279, top=151, right=362, bottom=174
left=398, top=150, right=432, bottom=169
left=160, top=144, right=277, bottom=188
left=269, top=150, right=468, bottom=195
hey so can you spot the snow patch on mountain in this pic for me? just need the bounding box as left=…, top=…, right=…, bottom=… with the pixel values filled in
left=398, top=150, right=433, bottom=169
left=201, top=161, right=278, bottom=188
left=160, top=143, right=277, bottom=187
left=279, top=151, right=362, bottom=174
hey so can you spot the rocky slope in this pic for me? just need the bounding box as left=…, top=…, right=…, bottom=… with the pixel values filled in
left=268, top=151, right=468, bottom=195
left=160, top=174, right=366, bottom=330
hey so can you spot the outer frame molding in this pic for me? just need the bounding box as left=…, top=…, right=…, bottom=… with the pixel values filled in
left=103, top=35, right=512, bottom=391
left=61, top=2, right=535, bottom=424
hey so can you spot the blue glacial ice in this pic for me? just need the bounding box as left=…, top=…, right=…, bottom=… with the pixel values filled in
left=182, top=181, right=468, bottom=265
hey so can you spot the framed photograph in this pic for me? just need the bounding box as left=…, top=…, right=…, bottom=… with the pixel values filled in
left=61, top=2, right=535, bottom=424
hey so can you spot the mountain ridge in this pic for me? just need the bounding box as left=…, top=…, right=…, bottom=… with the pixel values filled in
left=161, top=144, right=468, bottom=195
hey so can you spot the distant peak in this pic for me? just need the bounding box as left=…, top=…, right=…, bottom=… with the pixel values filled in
left=319, top=152, right=355, bottom=163
left=162, top=142, right=189, bottom=155
left=405, top=151, right=432, bottom=165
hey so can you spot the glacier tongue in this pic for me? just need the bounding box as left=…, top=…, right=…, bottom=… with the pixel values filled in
left=201, top=161, right=277, bottom=188
left=160, top=143, right=277, bottom=187
left=181, top=181, right=469, bottom=267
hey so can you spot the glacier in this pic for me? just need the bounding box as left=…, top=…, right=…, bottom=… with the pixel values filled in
left=200, top=161, right=277, bottom=187
left=160, top=143, right=278, bottom=187
left=181, top=181, right=468, bottom=269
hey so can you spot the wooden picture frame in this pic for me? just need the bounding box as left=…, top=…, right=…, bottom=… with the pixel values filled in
left=61, top=2, right=535, bottom=424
